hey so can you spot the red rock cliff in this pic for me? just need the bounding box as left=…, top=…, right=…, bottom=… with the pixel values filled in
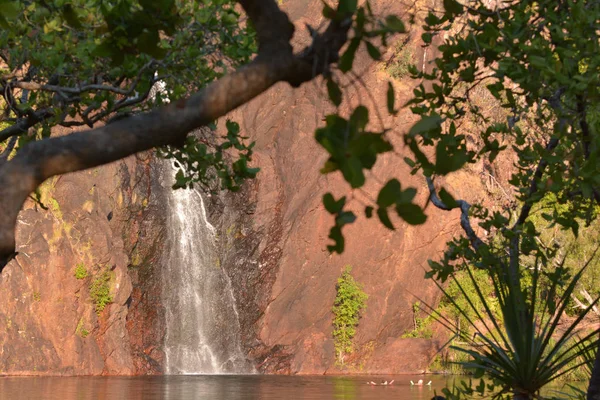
left=0, top=153, right=167, bottom=375
left=218, top=0, right=485, bottom=375
left=0, top=0, right=495, bottom=376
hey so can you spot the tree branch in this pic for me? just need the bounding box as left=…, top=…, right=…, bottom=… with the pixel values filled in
left=426, top=176, right=485, bottom=250
left=511, top=137, right=559, bottom=229
left=0, top=0, right=353, bottom=268
left=12, top=81, right=131, bottom=96
left=0, top=136, right=18, bottom=166
left=10, top=58, right=157, bottom=102
left=0, top=109, right=54, bottom=142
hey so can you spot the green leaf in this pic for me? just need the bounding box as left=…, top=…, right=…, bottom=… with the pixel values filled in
left=337, top=0, right=357, bottom=15
left=339, top=38, right=360, bottom=73
left=62, top=4, right=83, bottom=29
left=387, top=82, right=396, bottom=115
left=408, top=114, right=442, bottom=137
left=377, top=207, right=395, bottom=230
left=0, top=0, right=19, bottom=24
left=396, top=203, right=427, bottom=225
left=377, top=179, right=401, bottom=207
left=341, top=156, right=366, bottom=188
left=349, top=106, right=369, bottom=131
left=439, top=188, right=459, bottom=209
left=320, top=160, right=339, bottom=174
left=322, top=0, right=336, bottom=19
left=422, top=32, right=433, bottom=44
left=443, top=0, right=463, bottom=17
left=336, top=211, right=356, bottom=225
left=327, top=226, right=345, bottom=253
left=571, top=219, right=580, bottom=238
left=327, top=79, right=342, bottom=106
left=403, top=157, right=416, bottom=168
left=365, top=206, right=374, bottom=218
left=399, top=187, right=417, bottom=204
left=366, top=41, right=381, bottom=60
left=385, top=15, right=405, bottom=33
left=435, top=139, right=467, bottom=175
left=323, top=193, right=346, bottom=214
left=226, top=120, right=240, bottom=135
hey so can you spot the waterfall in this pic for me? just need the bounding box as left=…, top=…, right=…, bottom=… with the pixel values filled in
left=161, top=163, right=250, bottom=374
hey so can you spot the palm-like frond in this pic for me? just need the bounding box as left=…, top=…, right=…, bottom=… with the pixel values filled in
left=430, top=254, right=600, bottom=399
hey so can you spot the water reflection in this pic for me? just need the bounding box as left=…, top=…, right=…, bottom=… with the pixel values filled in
left=333, top=377, right=357, bottom=400
left=0, top=375, right=586, bottom=400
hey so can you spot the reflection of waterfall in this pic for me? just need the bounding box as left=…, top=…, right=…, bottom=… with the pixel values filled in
left=161, top=163, right=250, bottom=374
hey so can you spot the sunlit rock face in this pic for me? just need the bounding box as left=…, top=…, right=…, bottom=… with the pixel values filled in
left=0, top=0, right=494, bottom=376
left=0, top=148, right=168, bottom=375
left=217, top=0, right=476, bottom=375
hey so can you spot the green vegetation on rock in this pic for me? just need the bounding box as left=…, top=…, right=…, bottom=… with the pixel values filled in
left=76, top=318, right=90, bottom=338
left=90, top=269, right=113, bottom=315
left=402, top=301, right=433, bottom=339
left=385, top=37, right=413, bottom=80
left=332, top=266, right=368, bottom=366
left=74, top=263, right=88, bottom=280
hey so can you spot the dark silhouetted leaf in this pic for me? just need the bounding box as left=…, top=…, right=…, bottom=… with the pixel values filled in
left=385, top=15, right=405, bottom=32
left=366, top=41, right=381, bottom=60
left=339, top=38, right=360, bottom=72
left=377, top=179, right=401, bottom=207
left=323, top=193, right=346, bottom=214
left=396, top=203, right=427, bottom=225
left=387, top=82, right=396, bottom=115
left=408, top=114, right=442, bottom=136
left=439, top=188, right=459, bottom=209
left=377, top=207, right=395, bottom=230
left=327, top=79, right=342, bottom=106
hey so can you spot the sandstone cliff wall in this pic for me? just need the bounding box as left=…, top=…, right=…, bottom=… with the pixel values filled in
left=0, top=153, right=167, bottom=375
left=218, top=0, right=481, bottom=374
left=0, top=0, right=496, bottom=375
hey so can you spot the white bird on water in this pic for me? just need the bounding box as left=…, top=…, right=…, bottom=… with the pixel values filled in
left=410, top=379, right=432, bottom=386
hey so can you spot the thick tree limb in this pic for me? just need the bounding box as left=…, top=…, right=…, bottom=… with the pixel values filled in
left=0, top=0, right=352, bottom=268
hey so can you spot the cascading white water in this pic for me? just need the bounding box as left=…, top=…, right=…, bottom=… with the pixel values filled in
left=161, top=164, right=250, bottom=374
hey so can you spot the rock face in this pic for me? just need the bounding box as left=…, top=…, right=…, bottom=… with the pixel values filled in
left=216, top=0, right=478, bottom=374
left=0, top=152, right=167, bottom=375
left=0, top=0, right=492, bottom=376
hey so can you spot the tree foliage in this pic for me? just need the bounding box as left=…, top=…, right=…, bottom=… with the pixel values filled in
left=0, top=0, right=258, bottom=191
left=315, top=0, right=600, bottom=397
left=332, top=266, right=368, bottom=366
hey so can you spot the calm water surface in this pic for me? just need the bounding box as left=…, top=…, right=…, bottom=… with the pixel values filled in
left=0, top=375, right=585, bottom=399
left=0, top=375, right=458, bottom=400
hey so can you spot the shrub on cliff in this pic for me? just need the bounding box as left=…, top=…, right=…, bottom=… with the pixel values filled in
left=90, top=269, right=113, bottom=315
left=332, top=266, right=367, bottom=366
left=74, top=263, right=88, bottom=280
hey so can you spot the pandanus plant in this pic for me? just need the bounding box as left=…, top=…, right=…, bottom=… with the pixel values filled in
left=429, top=254, right=600, bottom=400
